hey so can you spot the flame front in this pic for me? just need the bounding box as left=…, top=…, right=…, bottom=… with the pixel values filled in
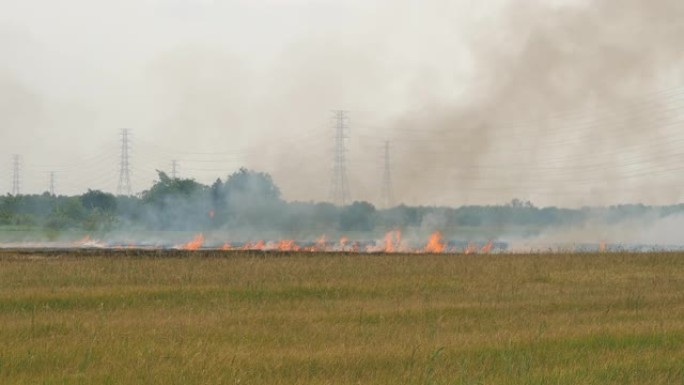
left=599, top=241, right=606, bottom=252
left=166, top=232, right=502, bottom=254
left=384, top=231, right=395, bottom=253
left=481, top=241, right=494, bottom=254
left=179, top=234, right=204, bottom=250
left=277, top=240, right=300, bottom=251
left=316, top=235, right=327, bottom=249
left=424, top=232, right=445, bottom=253
left=464, top=242, right=477, bottom=255
left=339, top=236, right=348, bottom=251
left=75, top=235, right=91, bottom=246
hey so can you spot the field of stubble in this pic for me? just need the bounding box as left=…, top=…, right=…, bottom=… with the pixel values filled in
left=1, top=250, right=683, bottom=384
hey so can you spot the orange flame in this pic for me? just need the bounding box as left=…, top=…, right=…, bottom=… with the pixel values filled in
left=315, top=235, right=327, bottom=251
left=179, top=234, right=204, bottom=250
left=481, top=241, right=494, bottom=254
left=300, top=235, right=329, bottom=252
left=339, top=236, right=348, bottom=251
left=599, top=241, right=606, bottom=252
left=76, top=235, right=91, bottom=244
left=277, top=240, right=300, bottom=251
left=221, top=242, right=232, bottom=251
left=424, top=232, right=445, bottom=253
left=384, top=232, right=394, bottom=252
left=240, top=241, right=266, bottom=251
left=383, top=230, right=401, bottom=253
left=464, top=242, right=477, bottom=255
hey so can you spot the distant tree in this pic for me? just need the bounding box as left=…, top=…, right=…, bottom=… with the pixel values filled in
left=313, top=202, right=339, bottom=227
left=81, top=189, right=117, bottom=212
left=142, top=171, right=206, bottom=208
left=47, top=197, right=87, bottom=229
left=140, top=171, right=210, bottom=230
left=339, top=201, right=376, bottom=232
left=378, top=204, right=423, bottom=228
left=509, top=198, right=534, bottom=208
left=209, top=178, right=226, bottom=225
left=223, top=168, right=281, bottom=204
left=220, top=168, right=285, bottom=228
left=453, top=206, right=484, bottom=227
left=114, top=195, right=145, bottom=226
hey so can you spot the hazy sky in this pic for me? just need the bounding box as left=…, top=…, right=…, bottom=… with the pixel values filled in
left=1, top=0, right=683, bottom=207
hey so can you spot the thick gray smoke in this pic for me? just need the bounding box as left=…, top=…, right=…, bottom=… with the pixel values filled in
left=383, top=0, right=684, bottom=207
left=505, top=213, right=684, bottom=252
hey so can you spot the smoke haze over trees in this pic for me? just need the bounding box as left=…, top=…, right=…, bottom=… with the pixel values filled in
left=2, top=169, right=684, bottom=246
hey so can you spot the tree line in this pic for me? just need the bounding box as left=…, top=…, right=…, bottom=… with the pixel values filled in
left=1, top=168, right=683, bottom=237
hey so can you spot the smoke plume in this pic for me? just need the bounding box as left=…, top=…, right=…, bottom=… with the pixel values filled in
left=382, top=0, right=684, bottom=207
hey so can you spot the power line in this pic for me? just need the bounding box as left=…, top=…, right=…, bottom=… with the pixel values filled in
left=117, top=129, right=132, bottom=195
left=358, top=84, right=684, bottom=142
left=329, top=110, right=351, bottom=205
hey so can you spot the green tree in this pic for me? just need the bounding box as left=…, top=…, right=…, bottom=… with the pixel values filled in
left=223, top=168, right=281, bottom=203
left=141, top=171, right=210, bottom=230
left=81, top=189, right=117, bottom=212
left=220, top=168, right=284, bottom=228
left=142, top=171, right=206, bottom=208
left=47, top=197, right=86, bottom=230
left=339, top=201, right=376, bottom=232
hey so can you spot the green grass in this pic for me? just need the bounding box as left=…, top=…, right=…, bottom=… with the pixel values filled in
left=1, top=251, right=684, bottom=384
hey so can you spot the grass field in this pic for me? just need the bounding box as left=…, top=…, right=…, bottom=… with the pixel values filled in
left=1, top=250, right=683, bottom=384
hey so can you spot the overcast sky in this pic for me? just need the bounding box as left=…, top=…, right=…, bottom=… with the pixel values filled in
left=1, top=0, right=683, bottom=207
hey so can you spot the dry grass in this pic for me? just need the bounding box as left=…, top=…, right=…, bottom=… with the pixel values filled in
left=1, top=251, right=684, bottom=384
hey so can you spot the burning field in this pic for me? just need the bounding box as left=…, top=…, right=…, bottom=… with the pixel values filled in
left=0, top=230, right=505, bottom=254
left=3, top=229, right=677, bottom=256
left=170, top=231, right=500, bottom=254
left=1, top=189, right=683, bottom=384
left=1, top=249, right=684, bottom=384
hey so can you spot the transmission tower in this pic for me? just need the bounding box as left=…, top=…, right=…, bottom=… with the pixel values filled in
left=328, top=110, right=351, bottom=205
left=117, top=129, right=132, bottom=195
left=11, top=154, right=20, bottom=195
left=171, top=159, right=179, bottom=179
left=49, top=171, right=55, bottom=196
left=380, top=141, right=395, bottom=208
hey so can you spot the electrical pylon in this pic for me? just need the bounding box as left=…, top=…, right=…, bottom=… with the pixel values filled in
left=328, top=110, right=351, bottom=205
left=117, top=129, right=132, bottom=195
left=171, top=159, right=179, bottom=179
left=49, top=171, right=55, bottom=196
left=380, top=141, right=394, bottom=208
left=11, top=154, right=20, bottom=195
